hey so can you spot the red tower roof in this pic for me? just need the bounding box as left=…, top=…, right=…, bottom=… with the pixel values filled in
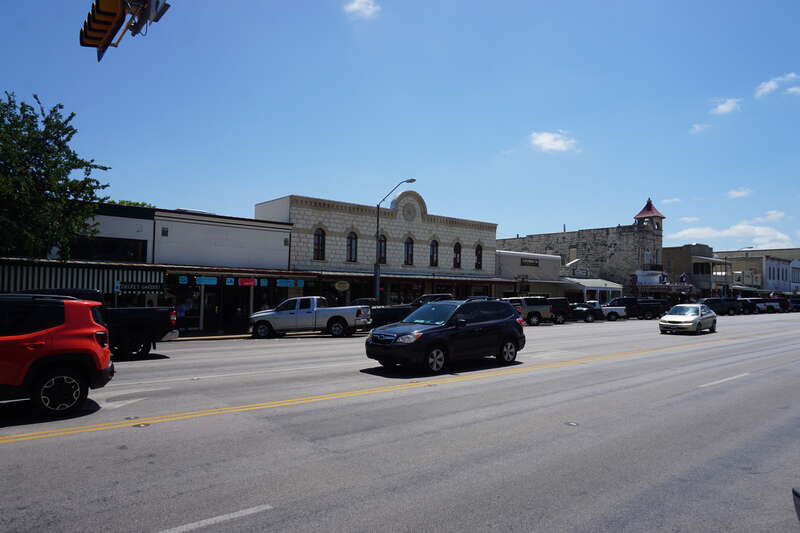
left=633, top=198, right=665, bottom=219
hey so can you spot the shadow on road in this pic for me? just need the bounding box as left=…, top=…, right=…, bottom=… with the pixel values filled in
left=361, top=359, right=523, bottom=379
left=0, top=399, right=100, bottom=429
left=112, top=352, right=170, bottom=362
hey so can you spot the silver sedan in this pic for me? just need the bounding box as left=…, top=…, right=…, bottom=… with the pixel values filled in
left=659, top=304, right=717, bottom=334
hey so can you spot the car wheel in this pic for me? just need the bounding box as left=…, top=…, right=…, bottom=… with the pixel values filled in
left=727, top=309, right=735, bottom=316
left=130, top=338, right=151, bottom=358
left=31, top=367, right=89, bottom=416
left=423, top=347, right=447, bottom=373
left=526, top=313, right=541, bottom=326
left=643, top=311, right=654, bottom=320
left=695, top=323, right=702, bottom=335
left=497, top=339, right=517, bottom=364
left=710, top=321, right=716, bottom=333
left=607, top=312, right=618, bottom=321
left=584, top=313, right=595, bottom=323
left=328, top=319, right=347, bottom=337
left=253, top=321, right=273, bottom=339
left=553, top=313, right=565, bottom=325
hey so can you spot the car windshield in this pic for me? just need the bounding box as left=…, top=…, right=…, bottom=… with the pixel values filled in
left=668, top=306, right=699, bottom=316
left=402, top=303, right=458, bottom=325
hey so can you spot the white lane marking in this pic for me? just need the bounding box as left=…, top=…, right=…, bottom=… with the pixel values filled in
left=92, top=387, right=168, bottom=398
left=698, top=373, right=750, bottom=388
left=95, top=398, right=147, bottom=410
left=156, top=504, right=274, bottom=533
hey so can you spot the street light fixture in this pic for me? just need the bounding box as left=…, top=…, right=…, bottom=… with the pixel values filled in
left=374, top=178, right=416, bottom=302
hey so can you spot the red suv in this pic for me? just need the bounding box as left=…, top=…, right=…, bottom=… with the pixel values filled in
left=0, top=295, right=114, bottom=416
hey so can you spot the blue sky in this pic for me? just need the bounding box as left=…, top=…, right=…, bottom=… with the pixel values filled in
left=3, top=1, right=798, bottom=250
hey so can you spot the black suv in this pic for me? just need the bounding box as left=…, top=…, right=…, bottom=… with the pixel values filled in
left=697, top=297, right=741, bottom=316
left=365, top=300, right=526, bottom=373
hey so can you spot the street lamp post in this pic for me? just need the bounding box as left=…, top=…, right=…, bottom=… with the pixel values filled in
left=374, top=178, right=416, bottom=302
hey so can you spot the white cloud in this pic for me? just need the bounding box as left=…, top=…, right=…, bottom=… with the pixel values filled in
left=529, top=130, right=578, bottom=153
left=754, top=72, right=799, bottom=98
left=710, top=98, right=742, bottom=115
left=667, top=223, right=792, bottom=249
left=726, top=187, right=752, bottom=199
left=745, top=210, right=785, bottom=223
left=679, top=217, right=700, bottom=223
left=343, top=0, right=381, bottom=19
left=690, top=123, right=710, bottom=134
left=662, top=198, right=681, bottom=204
left=786, top=87, right=800, bottom=95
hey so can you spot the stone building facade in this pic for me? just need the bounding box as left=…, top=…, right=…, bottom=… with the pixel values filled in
left=497, top=199, right=665, bottom=292
left=255, top=191, right=502, bottom=303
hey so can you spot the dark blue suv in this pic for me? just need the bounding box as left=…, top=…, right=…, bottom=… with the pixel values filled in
left=365, top=300, right=526, bottom=373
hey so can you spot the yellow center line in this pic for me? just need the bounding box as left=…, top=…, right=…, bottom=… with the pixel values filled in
left=0, top=331, right=783, bottom=444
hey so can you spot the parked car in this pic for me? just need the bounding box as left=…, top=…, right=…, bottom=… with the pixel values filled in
left=741, top=298, right=781, bottom=314
left=607, top=297, right=668, bottom=319
left=697, top=297, right=741, bottom=316
left=351, top=298, right=378, bottom=307
left=250, top=296, right=371, bottom=338
left=370, top=293, right=455, bottom=327
left=584, top=300, right=627, bottom=321
left=737, top=298, right=758, bottom=315
left=789, top=298, right=800, bottom=312
left=547, top=297, right=572, bottom=324
left=0, top=294, right=114, bottom=415
left=500, top=297, right=552, bottom=326
left=659, top=304, right=717, bottom=334
left=568, top=302, right=605, bottom=323
left=18, top=288, right=178, bottom=358
left=769, top=297, right=791, bottom=313
left=365, top=299, right=526, bottom=372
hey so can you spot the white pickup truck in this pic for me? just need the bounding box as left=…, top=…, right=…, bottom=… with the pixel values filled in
left=250, top=296, right=371, bottom=338
left=585, top=300, right=627, bottom=321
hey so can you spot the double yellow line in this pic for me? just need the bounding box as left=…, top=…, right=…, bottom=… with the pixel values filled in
left=0, top=334, right=763, bottom=444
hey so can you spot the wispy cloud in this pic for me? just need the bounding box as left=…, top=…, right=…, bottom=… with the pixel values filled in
left=786, top=87, right=800, bottom=95
left=679, top=217, right=700, bottom=223
left=529, top=130, right=578, bottom=153
left=667, top=223, right=791, bottom=249
left=689, top=123, right=711, bottom=134
left=727, top=187, right=752, bottom=199
left=745, top=210, right=785, bottom=223
left=754, top=72, right=799, bottom=98
left=343, top=0, right=381, bottom=19
left=710, top=98, right=742, bottom=115
left=662, top=198, right=681, bottom=204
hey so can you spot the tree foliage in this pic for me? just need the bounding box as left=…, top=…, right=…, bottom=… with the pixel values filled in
left=108, top=199, right=156, bottom=208
left=0, top=92, right=109, bottom=259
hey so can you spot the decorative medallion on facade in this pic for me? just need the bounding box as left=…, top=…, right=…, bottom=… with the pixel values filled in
left=403, top=203, right=417, bottom=222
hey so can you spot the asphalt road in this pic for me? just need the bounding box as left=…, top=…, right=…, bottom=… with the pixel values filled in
left=2, top=313, right=799, bottom=532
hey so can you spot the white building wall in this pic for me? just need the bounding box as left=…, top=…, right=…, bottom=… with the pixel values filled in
left=153, top=212, right=290, bottom=269
left=94, top=215, right=156, bottom=261
left=764, top=256, right=792, bottom=292
left=495, top=250, right=561, bottom=280
left=791, top=259, right=800, bottom=294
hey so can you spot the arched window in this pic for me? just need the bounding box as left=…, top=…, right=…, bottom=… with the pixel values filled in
left=377, top=235, right=387, bottom=264
left=429, top=240, right=439, bottom=267
left=404, top=237, right=414, bottom=266
left=453, top=242, right=462, bottom=269
left=475, top=244, right=483, bottom=270
left=313, top=228, right=326, bottom=261
left=345, top=232, right=357, bottom=262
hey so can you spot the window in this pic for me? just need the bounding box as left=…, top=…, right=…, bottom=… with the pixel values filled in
left=475, top=245, right=483, bottom=270
left=298, top=298, right=311, bottom=310
left=404, top=237, right=414, bottom=265
left=377, top=235, right=387, bottom=264
left=275, top=300, right=296, bottom=312
left=346, top=232, right=358, bottom=262
left=452, top=303, right=481, bottom=323
left=313, top=228, right=326, bottom=261
left=453, top=243, right=462, bottom=269
left=692, top=262, right=711, bottom=275
left=72, top=236, right=148, bottom=262
left=0, top=302, right=64, bottom=336
left=430, top=240, right=439, bottom=267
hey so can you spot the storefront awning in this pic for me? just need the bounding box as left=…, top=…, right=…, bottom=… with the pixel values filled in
left=561, top=277, right=622, bottom=290
left=312, top=270, right=515, bottom=284
left=692, top=255, right=728, bottom=264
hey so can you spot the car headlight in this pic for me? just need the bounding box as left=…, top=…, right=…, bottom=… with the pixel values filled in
left=396, top=332, right=423, bottom=344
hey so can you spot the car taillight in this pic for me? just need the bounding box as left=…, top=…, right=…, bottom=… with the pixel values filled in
left=170, top=309, right=177, bottom=326
left=95, top=331, right=108, bottom=347
left=516, top=317, right=526, bottom=327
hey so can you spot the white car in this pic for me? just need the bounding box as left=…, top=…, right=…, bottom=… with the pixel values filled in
left=585, top=300, right=627, bottom=321
left=659, top=304, right=716, bottom=334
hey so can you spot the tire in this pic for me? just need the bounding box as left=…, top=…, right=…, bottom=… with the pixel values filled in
left=253, top=321, right=274, bottom=339
left=111, top=338, right=150, bottom=358
left=423, top=347, right=447, bottom=373
left=497, top=339, right=518, bottom=364
left=328, top=318, right=347, bottom=338
left=30, top=367, right=89, bottom=416
left=526, top=313, right=541, bottom=326
left=695, top=323, right=703, bottom=335
left=710, top=321, right=716, bottom=333
left=553, top=313, right=565, bottom=325
left=728, top=309, right=735, bottom=316
left=584, top=313, right=595, bottom=323
left=607, top=312, right=618, bottom=321
left=643, top=311, right=654, bottom=320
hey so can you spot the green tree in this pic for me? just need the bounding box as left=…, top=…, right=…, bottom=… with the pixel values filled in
left=0, top=92, right=109, bottom=259
left=107, top=199, right=156, bottom=208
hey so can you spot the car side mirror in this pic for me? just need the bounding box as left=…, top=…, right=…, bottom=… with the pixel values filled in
left=455, top=319, right=467, bottom=328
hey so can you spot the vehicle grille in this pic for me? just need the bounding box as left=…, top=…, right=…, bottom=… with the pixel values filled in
left=370, top=333, right=395, bottom=345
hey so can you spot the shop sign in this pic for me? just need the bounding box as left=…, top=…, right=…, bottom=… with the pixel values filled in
left=178, top=275, right=189, bottom=285
left=259, top=279, right=269, bottom=287
left=238, top=278, right=256, bottom=287
left=297, top=280, right=304, bottom=287
left=196, top=276, right=218, bottom=285
left=115, top=281, right=165, bottom=293
left=225, top=277, right=235, bottom=286
left=334, top=280, right=350, bottom=292
left=520, top=258, right=540, bottom=267
left=276, top=279, right=294, bottom=287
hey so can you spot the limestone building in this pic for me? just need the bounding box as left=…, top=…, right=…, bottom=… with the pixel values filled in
left=497, top=199, right=665, bottom=293
left=255, top=191, right=508, bottom=303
